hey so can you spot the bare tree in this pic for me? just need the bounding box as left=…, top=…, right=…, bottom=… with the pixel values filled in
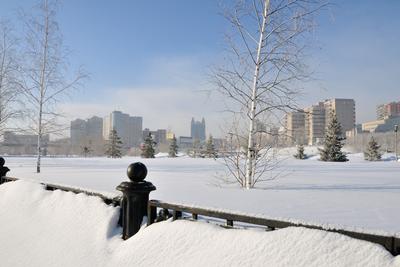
left=18, top=0, right=87, bottom=172
left=0, top=20, right=22, bottom=136
left=214, top=0, right=326, bottom=188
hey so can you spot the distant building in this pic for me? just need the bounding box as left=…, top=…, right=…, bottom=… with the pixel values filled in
left=179, top=136, right=193, bottom=149
left=190, top=118, right=206, bottom=142
left=166, top=131, right=175, bottom=141
left=143, top=128, right=167, bottom=145
left=345, top=124, right=362, bottom=139
left=362, top=116, right=400, bottom=133
left=70, top=116, right=103, bottom=147
left=285, top=111, right=306, bottom=145
left=304, top=102, right=326, bottom=145
left=323, top=98, right=356, bottom=134
left=103, top=111, right=143, bottom=149
left=1, top=131, right=49, bottom=155
left=301, top=98, right=355, bottom=145
left=377, top=101, right=400, bottom=120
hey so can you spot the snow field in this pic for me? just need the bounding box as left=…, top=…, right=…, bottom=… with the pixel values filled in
left=0, top=180, right=399, bottom=267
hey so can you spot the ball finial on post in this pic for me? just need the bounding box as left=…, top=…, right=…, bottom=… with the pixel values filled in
left=127, top=162, right=147, bottom=182
left=116, top=162, right=156, bottom=240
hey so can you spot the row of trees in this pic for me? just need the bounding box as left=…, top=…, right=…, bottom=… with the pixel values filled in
left=0, top=0, right=87, bottom=172
left=104, top=130, right=218, bottom=159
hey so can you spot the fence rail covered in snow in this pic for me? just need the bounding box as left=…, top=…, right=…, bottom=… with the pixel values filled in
left=148, top=200, right=400, bottom=256
left=0, top=157, right=399, bottom=256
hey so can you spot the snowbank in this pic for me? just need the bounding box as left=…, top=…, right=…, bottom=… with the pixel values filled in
left=5, top=155, right=400, bottom=235
left=0, top=181, right=399, bottom=267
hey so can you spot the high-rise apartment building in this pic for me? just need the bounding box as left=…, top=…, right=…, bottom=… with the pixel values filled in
left=143, top=128, right=167, bottom=144
left=376, top=101, right=400, bottom=120
left=304, top=102, right=326, bottom=145
left=191, top=118, right=206, bottom=141
left=323, top=98, right=356, bottom=134
left=103, top=111, right=143, bottom=148
left=285, top=111, right=306, bottom=145
left=70, top=116, right=103, bottom=147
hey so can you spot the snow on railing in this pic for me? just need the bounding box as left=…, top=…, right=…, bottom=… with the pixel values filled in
left=148, top=201, right=400, bottom=256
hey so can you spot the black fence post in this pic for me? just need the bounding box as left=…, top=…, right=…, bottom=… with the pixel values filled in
left=0, top=157, right=10, bottom=184
left=116, top=162, right=156, bottom=240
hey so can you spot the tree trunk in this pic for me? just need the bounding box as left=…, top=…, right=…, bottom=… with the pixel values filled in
left=244, top=0, right=269, bottom=189
left=36, top=0, right=49, bottom=173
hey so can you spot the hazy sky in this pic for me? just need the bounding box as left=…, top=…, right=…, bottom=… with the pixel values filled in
left=1, top=0, right=399, bottom=137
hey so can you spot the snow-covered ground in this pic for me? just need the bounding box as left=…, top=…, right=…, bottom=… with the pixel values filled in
left=3, top=149, right=400, bottom=235
left=1, top=181, right=399, bottom=267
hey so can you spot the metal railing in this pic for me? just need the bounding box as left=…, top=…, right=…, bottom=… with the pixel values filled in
left=148, top=199, right=400, bottom=256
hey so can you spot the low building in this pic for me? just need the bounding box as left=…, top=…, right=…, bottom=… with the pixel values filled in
left=1, top=131, right=49, bottom=155
left=179, top=136, right=194, bottom=149
left=362, top=116, right=400, bottom=133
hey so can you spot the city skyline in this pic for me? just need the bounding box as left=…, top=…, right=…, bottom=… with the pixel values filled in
left=1, top=0, right=399, bottom=136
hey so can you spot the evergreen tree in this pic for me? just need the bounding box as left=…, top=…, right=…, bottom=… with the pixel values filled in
left=319, top=111, right=348, bottom=162
left=141, top=133, right=156, bottom=158
left=205, top=135, right=217, bottom=158
left=294, top=144, right=306, bottom=159
left=364, top=136, right=382, bottom=161
left=105, top=129, right=123, bottom=158
left=168, top=136, right=178, bottom=158
left=191, top=139, right=201, bottom=158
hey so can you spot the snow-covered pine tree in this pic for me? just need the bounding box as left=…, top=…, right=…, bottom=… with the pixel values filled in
left=105, top=129, right=123, bottom=158
left=364, top=136, right=382, bottom=161
left=141, top=133, right=156, bottom=158
left=205, top=135, right=217, bottom=158
left=168, top=136, right=178, bottom=158
left=319, top=110, right=348, bottom=162
left=294, top=144, right=306, bottom=159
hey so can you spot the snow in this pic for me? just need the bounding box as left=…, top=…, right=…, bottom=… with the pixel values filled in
left=0, top=180, right=399, bottom=267
left=3, top=149, right=400, bottom=236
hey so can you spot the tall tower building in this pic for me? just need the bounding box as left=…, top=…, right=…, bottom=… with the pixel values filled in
left=70, top=116, right=103, bottom=146
left=285, top=111, right=306, bottom=145
left=103, top=111, right=143, bottom=148
left=323, top=98, right=356, bottom=135
left=304, top=102, right=326, bottom=145
left=376, top=101, right=400, bottom=120
left=190, top=117, right=206, bottom=141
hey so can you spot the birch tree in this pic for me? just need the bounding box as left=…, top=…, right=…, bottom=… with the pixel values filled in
left=19, top=0, right=87, bottom=173
left=214, top=0, right=326, bottom=188
left=0, top=20, right=21, bottom=136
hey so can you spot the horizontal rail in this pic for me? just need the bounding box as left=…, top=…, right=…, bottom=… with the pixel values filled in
left=1, top=176, right=121, bottom=206
left=148, top=199, right=400, bottom=256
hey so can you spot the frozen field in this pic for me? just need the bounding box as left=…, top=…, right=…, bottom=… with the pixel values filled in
left=3, top=149, right=400, bottom=235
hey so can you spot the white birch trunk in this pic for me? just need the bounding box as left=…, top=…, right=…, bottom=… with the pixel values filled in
left=244, top=0, right=269, bottom=189
left=36, top=0, right=49, bottom=173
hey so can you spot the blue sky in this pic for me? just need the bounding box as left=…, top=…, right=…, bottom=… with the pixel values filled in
left=1, top=0, right=399, bottom=137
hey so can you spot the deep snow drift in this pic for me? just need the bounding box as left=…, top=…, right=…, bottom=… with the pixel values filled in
left=0, top=181, right=399, bottom=267
left=4, top=150, right=400, bottom=235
